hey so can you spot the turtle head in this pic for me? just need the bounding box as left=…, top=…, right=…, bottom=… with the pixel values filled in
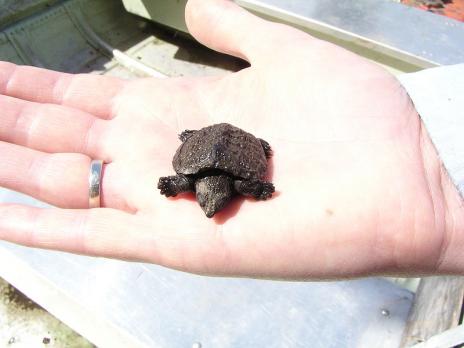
left=195, top=175, right=234, bottom=218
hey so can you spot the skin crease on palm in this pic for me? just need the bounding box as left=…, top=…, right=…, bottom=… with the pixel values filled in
left=0, top=0, right=463, bottom=279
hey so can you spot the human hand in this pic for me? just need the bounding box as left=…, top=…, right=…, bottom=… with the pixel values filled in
left=1, top=0, right=462, bottom=279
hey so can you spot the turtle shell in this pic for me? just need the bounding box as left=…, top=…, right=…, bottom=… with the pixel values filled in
left=172, top=123, right=267, bottom=180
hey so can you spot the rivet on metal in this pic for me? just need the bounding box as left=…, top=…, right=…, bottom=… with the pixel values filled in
left=192, top=342, right=202, bottom=348
left=381, top=308, right=390, bottom=317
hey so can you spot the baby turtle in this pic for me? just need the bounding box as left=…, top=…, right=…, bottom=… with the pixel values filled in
left=158, top=123, right=275, bottom=218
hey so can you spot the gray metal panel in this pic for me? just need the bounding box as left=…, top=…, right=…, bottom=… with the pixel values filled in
left=0, top=0, right=62, bottom=29
left=0, top=188, right=413, bottom=348
left=0, top=32, right=24, bottom=64
left=237, top=0, right=464, bottom=67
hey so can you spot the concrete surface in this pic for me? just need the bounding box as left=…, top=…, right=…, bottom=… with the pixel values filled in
left=0, top=277, right=94, bottom=348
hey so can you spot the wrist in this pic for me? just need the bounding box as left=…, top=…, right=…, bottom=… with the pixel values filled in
left=420, top=122, right=464, bottom=274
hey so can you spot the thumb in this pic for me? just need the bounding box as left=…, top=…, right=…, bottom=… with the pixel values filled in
left=185, top=0, right=277, bottom=62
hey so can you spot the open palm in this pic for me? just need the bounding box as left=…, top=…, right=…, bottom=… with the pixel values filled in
left=0, top=0, right=450, bottom=278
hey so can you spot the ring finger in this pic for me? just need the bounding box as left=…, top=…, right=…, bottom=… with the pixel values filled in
left=0, top=141, right=123, bottom=209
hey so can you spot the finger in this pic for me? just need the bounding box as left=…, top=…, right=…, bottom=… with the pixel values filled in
left=0, top=205, right=224, bottom=271
left=0, top=95, right=109, bottom=159
left=0, top=141, right=91, bottom=208
left=0, top=206, right=147, bottom=259
left=0, top=61, right=126, bottom=119
left=185, top=0, right=306, bottom=62
left=0, top=141, right=127, bottom=209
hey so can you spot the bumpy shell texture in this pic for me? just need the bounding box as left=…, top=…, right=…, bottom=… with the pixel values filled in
left=173, top=123, right=267, bottom=180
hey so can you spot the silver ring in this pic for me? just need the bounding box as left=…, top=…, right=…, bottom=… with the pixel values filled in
left=89, top=160, right=104, bottom=208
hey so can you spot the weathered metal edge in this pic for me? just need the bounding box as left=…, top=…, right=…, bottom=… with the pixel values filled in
left=236, top=0, right=464, bottom=68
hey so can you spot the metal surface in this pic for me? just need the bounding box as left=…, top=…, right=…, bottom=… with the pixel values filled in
left=0, top=0, right=149, bottom=71
left=237, top=0, right=464, bottom=68
left=0, top=190, right=414, bottom=348
left=0, top=0, right=62, bottom=29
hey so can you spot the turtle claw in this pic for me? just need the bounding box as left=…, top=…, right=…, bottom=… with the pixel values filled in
left=158, top=175, right=194, bottom=197
left=234, top=180, right=275, bottom=200
left=158, top=176, right=178, bottom=197
left=179, top=130, right=196, bottom=142
left=258, top=182, right=275, bottom=200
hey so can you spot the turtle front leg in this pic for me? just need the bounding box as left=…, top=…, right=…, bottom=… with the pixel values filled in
left=179, top=130, right=196, bottom=142
left=234, top=179, right=275, bottom=200
left=158, top=174, right=194, bottom=197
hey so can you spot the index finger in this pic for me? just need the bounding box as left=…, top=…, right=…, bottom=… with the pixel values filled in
left=0, top=62, right=127, bottom=119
